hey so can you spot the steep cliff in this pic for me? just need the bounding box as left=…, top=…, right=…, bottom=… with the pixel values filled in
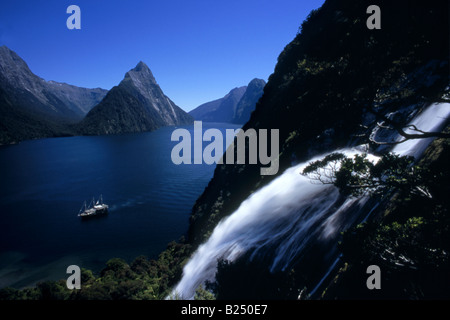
left=188, top=0, right=448, bottom=245
left=183, top=0, right=449, bottom=299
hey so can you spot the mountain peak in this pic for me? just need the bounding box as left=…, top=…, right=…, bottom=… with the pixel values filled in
left=123, top=61, right=157, bottom=88
left=134, top=61, right=149, bottom=71
left=0, top=45, right=31, bottom=72
left=0, top=45, right=14, bottom=55
left=80, top=61, right=193, bottom=135
left=0, top=45, right=49, bottom=97
left=0, top=45, right=11, bottom=53
left=227, top=86, right=247, bottom=97
left=248, top=78, right=266, bottom=87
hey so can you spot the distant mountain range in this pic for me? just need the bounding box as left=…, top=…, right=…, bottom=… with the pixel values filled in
left=189, top=86, right=246, bottom=123
left=0, top=46, right=194, bottom=144
left=0, top=45, right=264, bottom=144
left=0, top=46, right=107, bottom=144
left=78, top=61, right=193, bottom=135
left=189, top=78, right=266, bottom=124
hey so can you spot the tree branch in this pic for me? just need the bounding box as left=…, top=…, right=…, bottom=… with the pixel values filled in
left=367, top=105, right=450, bottom=145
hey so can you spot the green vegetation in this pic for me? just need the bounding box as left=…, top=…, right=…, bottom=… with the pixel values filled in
left=302, top=152, right=434, bottom=198
left=318, top=135, right=450, bottom=299
left=0, top=241, right=191, bottom=300
left=193, top=284, right=215, bottom=300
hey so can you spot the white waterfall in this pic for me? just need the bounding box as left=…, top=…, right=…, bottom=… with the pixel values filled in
left=171, top=103, right=449, bottom=299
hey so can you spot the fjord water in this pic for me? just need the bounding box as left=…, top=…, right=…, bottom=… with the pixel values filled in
left=0, top=123, right=240, bottom=288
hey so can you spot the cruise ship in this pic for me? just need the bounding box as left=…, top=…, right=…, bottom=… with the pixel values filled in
left=78, top=195, right=108, bottom=218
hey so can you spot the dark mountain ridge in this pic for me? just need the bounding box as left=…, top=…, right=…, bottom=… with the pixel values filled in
left=0, top=46, right=107, bottom=144
left=0, top=46, right=107, bottom=118
left=189, top=0, right=449, bottom=244
left=185, top=0, right=449, bottom=299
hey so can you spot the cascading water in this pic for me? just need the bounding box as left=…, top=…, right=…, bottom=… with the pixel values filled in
left=391, top=103, right=450, bottom=157
left=172, top=103, right=449, bottom=299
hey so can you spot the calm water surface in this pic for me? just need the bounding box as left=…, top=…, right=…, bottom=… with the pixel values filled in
left=0, top=123, right=239, bottom=288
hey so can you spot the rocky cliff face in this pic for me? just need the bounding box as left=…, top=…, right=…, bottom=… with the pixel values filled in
left=0, top=46, right=107, bottom=144
left=181, top=1, right=449, bottom=301
left=79, top=61, right=193, bottom=135
left=181, top=1, right=450, bottom=300
left=187, top=0, right=449, bottom=247
left=232, top=78, right=266, bottom=124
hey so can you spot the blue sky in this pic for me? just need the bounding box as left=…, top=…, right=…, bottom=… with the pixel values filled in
left=0, top=0, right=324, bottom=111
